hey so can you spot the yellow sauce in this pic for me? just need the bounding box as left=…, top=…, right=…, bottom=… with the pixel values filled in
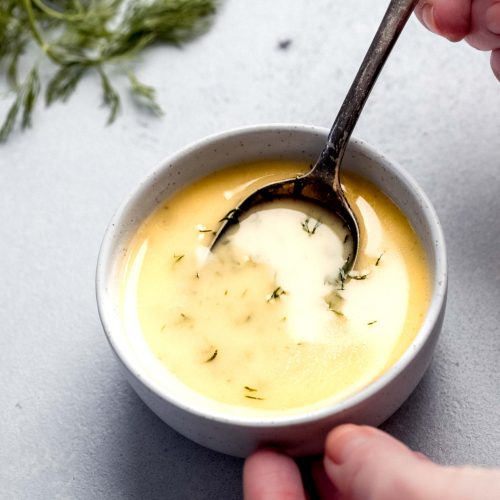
left=120, top=160, right=431, bottom=411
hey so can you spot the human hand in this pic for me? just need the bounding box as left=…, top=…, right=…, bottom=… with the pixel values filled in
left=243, top=424, right=500, bottom=499
left=415, top=0, right=500, bottom=80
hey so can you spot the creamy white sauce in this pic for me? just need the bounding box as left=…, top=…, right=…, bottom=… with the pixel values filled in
left=217, top=200, right=352, bottom=343
left=120, top=160, right=431, bottom=412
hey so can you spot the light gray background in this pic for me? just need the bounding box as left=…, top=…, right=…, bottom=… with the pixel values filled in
left=1, top=0, right=499, bottom=498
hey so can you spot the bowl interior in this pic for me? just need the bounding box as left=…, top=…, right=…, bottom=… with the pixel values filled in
left=97, top=124, right=447, bottom=424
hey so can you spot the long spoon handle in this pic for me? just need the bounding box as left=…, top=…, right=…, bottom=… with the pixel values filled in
left=313, top=0, right=419, bottom=184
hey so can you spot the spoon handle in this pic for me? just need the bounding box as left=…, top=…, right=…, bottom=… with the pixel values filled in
left=313, top=0, right=419, bottom=184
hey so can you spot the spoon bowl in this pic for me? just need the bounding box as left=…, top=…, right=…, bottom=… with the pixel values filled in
left=211, top=0, right=419, bottom=271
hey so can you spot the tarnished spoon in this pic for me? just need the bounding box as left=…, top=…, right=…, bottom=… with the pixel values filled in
left=211, top=0, right=418, bottom=271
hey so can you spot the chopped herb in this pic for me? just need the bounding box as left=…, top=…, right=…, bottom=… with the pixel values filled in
left=224, top=289, right=228, bottom=296
left=301, top=217, right=321, bottom=236
left=336, top=255, right=352, bottom=290
left=267, top=286, right=287, bottom=302
left=281, top=316, right=287, bottom=322
left=245, top=395, right=264, bottom=400
left=241, top=289, right=248, bottom=297
left=173, top=254, right=184, bottom=263
left=328, top=304, right=345, bottom=317
left=368, top=321, right=377, bottom=326
left=219, top=208, right=242, bottom=224
left=375, top=252, right=385, bottom=266
left=205, top=349, right=218, bottom=362
left=197, top=228, right=213, bottom=233
left=180, top=313, right=189, bottom=320
left=195, top=272, right=200, bottom=279
left=349, top=272, right=370, bottom=281
left=337, top=268, right=347, bottom=290
left=244, top=386, right=257, bottom=392
left=244, top=315, right=252, bottom=322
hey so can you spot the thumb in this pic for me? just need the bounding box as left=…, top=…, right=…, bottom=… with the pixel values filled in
left=415, top=0, right=471, bottom=41
left=323, top=424, right=500, bottom=500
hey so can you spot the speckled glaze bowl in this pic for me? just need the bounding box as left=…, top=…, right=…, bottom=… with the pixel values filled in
left=96, top=124, right=447, bottom=457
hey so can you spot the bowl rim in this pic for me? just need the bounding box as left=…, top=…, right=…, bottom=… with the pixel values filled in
left=96, top=123, right=447, bottom=428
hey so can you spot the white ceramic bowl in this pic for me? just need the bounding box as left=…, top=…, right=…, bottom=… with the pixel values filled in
left=96, top=124, right=447, bottom=457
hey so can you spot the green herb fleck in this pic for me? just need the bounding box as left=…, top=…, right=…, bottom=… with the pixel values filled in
left=375, top=252, right=385, bottom=266
left=205, top=349, right=218, bottom=362
left=336, top=255, right=352, bottom=290
left=173, top=254, right=184, bottom=263
left=368, top=320, right=377, bottom=326
left=337, top=268, right=347, bottom=290
left=348, top=272, right=370, bottom=281
left=328, top=304, right=345, bottom=317
left=244, top=386, right=257, bottom=392
left=301, top=217, right=321, bottom=236
left=219, top=208, right=242, bottom=224
left=245, top=395, right=264, bottom=400
left=267, top=286, right=287, bottom=302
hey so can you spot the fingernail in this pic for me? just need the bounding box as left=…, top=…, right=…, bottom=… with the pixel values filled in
left=325, top=425, right=371, bottom=465
left=486, top=4, right=500, bottom=35
left=421, top=3, right=438, bottom=33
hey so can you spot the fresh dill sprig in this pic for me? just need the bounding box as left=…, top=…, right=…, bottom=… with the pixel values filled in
left=0, top=0, right=218, bottom=142
left=0, top=66, right=40, bottom=141
left=127, top=70, right=163, bottom=115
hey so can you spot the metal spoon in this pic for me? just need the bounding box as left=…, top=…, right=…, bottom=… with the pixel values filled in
left=211, top=0, right=418, bottom=270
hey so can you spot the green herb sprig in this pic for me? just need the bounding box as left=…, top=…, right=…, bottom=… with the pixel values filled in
left=0, top=0, right=218, bottom=142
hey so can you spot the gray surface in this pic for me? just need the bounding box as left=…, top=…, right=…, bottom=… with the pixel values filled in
left=1, top=0, right=499, bottom=498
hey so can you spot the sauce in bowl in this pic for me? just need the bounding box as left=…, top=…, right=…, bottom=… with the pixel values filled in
left=120, top=160, right=430, bottom=412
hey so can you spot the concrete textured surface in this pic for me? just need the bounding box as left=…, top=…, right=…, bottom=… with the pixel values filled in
left=1, top=0, right=499, bottom=498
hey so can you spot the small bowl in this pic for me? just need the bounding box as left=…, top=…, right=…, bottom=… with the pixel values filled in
left=96, top=124, right=447, bottom=457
